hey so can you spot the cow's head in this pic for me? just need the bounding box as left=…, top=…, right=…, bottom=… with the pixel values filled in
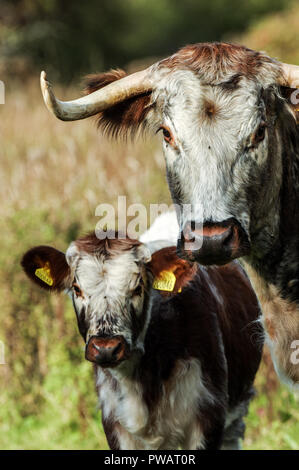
left=41, top=43, right=299, bottom=265
left=21, top=235, right=153, bottom=369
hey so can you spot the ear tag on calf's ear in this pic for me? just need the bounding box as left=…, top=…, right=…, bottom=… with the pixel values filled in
left=35, top=262, right=53, bottom=286
left=153, top=270, right=176, bottom=292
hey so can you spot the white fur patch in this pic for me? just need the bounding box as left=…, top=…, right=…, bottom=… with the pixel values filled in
left=139, top=211, right=179, bottom=251
left=97, top=358, right=214, bottom=450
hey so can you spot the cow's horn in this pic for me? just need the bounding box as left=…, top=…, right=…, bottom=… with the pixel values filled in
left=280, top=63, right=299, bottom=88
left=40, top=69, right=153, bottom=121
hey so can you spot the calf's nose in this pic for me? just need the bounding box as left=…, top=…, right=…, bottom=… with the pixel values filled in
left=85, top=335, right=127, bottom=367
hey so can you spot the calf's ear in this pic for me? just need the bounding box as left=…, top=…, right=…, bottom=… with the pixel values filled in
left=21, top=246, right=71, bottom=292
left=148, top=246, right=197, bottom=295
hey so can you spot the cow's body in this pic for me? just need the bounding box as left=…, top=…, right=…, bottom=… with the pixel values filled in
left=98, top=258, right=262, bottom=450
left=22, top=224, right=262, bottom=450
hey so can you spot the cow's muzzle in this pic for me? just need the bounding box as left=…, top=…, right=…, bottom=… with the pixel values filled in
left=178, top=218, right=250, bottom=265
left=85, top=335, right=129, bottom=368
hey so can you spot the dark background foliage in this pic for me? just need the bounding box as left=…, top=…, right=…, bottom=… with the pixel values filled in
left=0, top=0, right=293, bottom=81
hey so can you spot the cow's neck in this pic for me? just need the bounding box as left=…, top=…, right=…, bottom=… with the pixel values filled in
left=242, top=117, right=299, bottom=388
left=248, top=123, right=299, bottom=301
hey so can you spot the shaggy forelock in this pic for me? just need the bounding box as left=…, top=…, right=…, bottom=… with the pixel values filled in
left=156, top=42, right=281, bottom=86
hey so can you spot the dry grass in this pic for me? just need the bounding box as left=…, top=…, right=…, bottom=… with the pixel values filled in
left=0, top=79, right=170, bottom=219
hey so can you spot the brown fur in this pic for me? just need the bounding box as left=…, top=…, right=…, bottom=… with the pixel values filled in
left=100, top=257, right=262, bottom=449
left=149, top=246, right=197, bottom=296
left=21, top=246, right=70, bottom=291
left=84, top=69, right=152, bottom=138
left=75, top=232, right=141, bottom=257
left=159, top=42, right=279, bottom=83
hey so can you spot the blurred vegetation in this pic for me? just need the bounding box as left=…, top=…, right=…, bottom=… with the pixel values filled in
left=0, top=0, right=298, bottom=451
left=0, top=0, right=295, bottom=82
left=236, top=2, right=299, bottom=64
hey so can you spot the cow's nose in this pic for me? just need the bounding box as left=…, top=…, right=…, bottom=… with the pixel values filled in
left=85, top=335, right=127, bottom=367
left=179, top=218, right=250, bottom=265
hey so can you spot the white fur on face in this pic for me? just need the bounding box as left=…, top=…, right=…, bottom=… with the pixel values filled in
left=66, top=246, right=149, bottom=347
left=150, top=68, right=272, bottom=232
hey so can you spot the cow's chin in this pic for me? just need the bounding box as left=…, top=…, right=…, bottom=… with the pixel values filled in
left=176, top=242, right=251, bottom=266
left=97, top=358, right=128, bottom=369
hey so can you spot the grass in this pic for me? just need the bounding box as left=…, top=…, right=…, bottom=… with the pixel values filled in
left=0, top=62, right=298, bottom=449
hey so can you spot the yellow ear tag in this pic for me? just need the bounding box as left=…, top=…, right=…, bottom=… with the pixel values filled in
left=35, top=262, right=53, bottom=286
left=153, top=270, right=176, bottom=292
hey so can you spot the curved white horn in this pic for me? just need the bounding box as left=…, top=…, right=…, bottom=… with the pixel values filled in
left=280, top=63, right=299, bottom=88
left=40, top=69, right=153, bottom=121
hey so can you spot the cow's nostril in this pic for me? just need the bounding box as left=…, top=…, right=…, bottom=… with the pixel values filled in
left=85, top=335, right=128, bottom=366
left=179, top=218, right=250, bottom=265
left=92, top=343, right=102, bottom=352
left=221, top=226, right=234, bottom=247
left=112, top=342, right=123, bottom=359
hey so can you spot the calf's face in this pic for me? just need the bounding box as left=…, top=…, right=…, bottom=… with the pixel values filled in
left=21, top=236, right=152, bottom=369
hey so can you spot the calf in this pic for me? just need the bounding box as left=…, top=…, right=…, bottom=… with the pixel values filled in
left=21, top=233, right=262, bottom=450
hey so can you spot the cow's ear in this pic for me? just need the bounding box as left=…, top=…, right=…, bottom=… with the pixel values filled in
left=21, top=246, right=71, bottom=292
left=84, top=69, right=153, bottom=138
left=280, top=86, right=299, bottom=121
left=148, top=246, right=197, bottom=295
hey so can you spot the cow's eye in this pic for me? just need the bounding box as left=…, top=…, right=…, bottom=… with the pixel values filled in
left=158, top=126, right=174, bottom=145
left=72, top=283, right=83, bottom=298
left=254, top=122, right=266, bottom=143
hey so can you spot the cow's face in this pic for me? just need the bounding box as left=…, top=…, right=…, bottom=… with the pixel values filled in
left=21, top=237, right=152, bottom=369
left=66, top=241, right=152, bottom=368
left=153, top=67, right=288, bottom=265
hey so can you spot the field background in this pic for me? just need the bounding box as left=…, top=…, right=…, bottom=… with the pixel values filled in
left=0, top=0, right=298, bottom=450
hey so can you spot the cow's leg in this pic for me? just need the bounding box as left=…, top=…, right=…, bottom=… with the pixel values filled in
left=202, top=424, right=225, bottom=450
left=221, top=417, right=244, bottom=450
left=102, top=416, right=121, bottom=450
left=221, top=399, right=252, bottom=450
left=198, top=407, right=226, bottom=450
left=221, top=438, right=242, bottom=450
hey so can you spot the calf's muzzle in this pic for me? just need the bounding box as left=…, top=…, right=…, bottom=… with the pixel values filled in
left=178, top=218, right=250, bottom=265
left=85, top=335, right=129, bottom=367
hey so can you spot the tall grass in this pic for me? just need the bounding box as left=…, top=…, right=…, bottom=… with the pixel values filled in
left=0, top=76, right=298, bottom=450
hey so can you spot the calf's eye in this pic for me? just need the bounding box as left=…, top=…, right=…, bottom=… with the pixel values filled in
left=72, top=283, right=83, bottom=298
left=158, top=125, right=175, bottom=146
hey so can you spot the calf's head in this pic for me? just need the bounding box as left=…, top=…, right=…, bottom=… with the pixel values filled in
left=21, top=234, right=153, bottom=368
left=42, top=43, right=299, bottom=266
